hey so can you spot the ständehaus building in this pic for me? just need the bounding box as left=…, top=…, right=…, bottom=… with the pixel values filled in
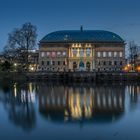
left=38, top=29, right=125, bottom=72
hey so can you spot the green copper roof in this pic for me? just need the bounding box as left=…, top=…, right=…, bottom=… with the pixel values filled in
left=40, top=30, right=124, bottom=43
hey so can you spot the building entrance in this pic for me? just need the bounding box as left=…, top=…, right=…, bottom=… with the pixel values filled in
left=79, top=61, right=85, bottom=71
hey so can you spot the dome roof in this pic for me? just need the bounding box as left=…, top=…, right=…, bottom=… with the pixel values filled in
left=40, top=30, right=124, bottom=43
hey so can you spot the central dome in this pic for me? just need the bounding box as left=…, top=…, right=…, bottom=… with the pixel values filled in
left=40, top=30, right=124, bottom=43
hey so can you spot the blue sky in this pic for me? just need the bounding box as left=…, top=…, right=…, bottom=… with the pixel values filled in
left=0, top=0, right=140, bottom=50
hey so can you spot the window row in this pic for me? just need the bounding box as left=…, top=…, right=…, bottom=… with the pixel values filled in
left=41, top=61, right=67, bottom=66
left=97, top=68, right=122, bottom=71
left=72, top=43, right=91, bottom=47
left=72, top=48, right=91, bottom=57
left=97, top=51, right=123, bottom=57
left=39, top=67, right=66, bottom=71
left=97, top=61, right=123, bottom=66
left=41, top=51, right=66, bottom=57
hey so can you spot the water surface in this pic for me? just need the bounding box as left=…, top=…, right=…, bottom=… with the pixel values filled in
left=0, top=82, right=140, bottom=140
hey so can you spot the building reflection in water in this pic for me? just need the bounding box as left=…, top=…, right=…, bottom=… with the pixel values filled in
left=39, top=84, right=125, bottom=123
left=126, top=84, right=140, bottom=110
left=1, top=82, right=140, bottom=131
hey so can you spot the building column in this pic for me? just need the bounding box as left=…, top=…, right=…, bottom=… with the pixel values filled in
left=93, top=61, right=95, bottom=70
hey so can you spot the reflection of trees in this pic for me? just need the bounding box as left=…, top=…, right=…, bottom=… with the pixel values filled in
left=38, top=83, right=125, bottom=124
left=127, top=85, right=140, bottom=110
left=0, top=82, right=37, bottom=131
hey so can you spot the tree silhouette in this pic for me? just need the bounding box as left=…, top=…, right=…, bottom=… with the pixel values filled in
left=4, top=22, right=37, bottom=71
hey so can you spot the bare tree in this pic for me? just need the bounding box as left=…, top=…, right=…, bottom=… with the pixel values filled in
left=4, top=22, right=37, bottom=71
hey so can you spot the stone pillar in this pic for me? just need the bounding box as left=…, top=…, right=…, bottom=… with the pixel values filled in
left=93, top=61, right=95, bottom=70
left=77, top=48, right=80, bottom=57
left=69, top=47, right=71, bottom=58
left=69, top=61, right=72, bottom=70
left=84, top=48, right=86, bottom=57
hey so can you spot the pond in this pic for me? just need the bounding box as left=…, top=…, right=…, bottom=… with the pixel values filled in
left=0, top=81, right=140, bottom=140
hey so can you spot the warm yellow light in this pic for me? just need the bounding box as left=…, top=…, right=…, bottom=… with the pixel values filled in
left=125, top=67, right=128, bottom=70
left=127, top=64, right=131, bottom=67
left=30, top=67, right=34, bottom=71
left=123, top=66, right=128, bottom=72
left=137, top=66, right=140, bottom=71
left=14, top=83, right=17, bottom=97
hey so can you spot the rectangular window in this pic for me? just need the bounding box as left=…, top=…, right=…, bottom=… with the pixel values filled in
left=72, top=48, right=77, bottom=57
left=52, top=52, right=56, bottom=58
left=86, top=48, right=91, bottom=57
left=109, top=61, right=112, bottom=65
left=108, top=52, right=112, bottom=57
left=41, top=61, right=44, bottom=65
left=58, top=61, right=60, bottom=65
left=97, top=52, right=101, bottom=57
left=103, top=52, right=106, bottom=57
left=63, top=52, right=66, bottom=56
left=119, top=52, right=123, bottom=57
left=47, top=61, right=50, bottom=65
left=114, top=52, right=117, bottom=57
left=80, top=49, right=84, bottom=57
left=63, top=61, right=66, bottom=65
left=114, top=61, right=117, bottom=65
left=46, top=52, right=50, bottom=57
left=52, top=61, right=55, bottom=65
left=57, top=52, right=61, bottom=57
left=103, top=61, right=106, bottom=65
left=41, top=52, right=45, bottom=57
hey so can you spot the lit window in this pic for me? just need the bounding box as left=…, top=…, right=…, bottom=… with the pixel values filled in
left=103, top=52, right=106, bottom=57
left=108, top=52, right=112, bottom=57
left=97, top=52, right=101, bottom=57
left=72, top=48, right=77, bottom=57
left=52, top=52, right=56, bottom=57
left=80, top=48, right=84, bottom=57
left=57, top=52, right=61, bottom=56
left=41, top=52, right=45, bottom=57
left=86, top=48, right=90, bottom=57
left=119, top=52, right=123, bottom=57
left=114, top=52, right=117, bottom=57
left=46, top=52, right=50, bottom=57
left=63, top=52, right=66, bottom=56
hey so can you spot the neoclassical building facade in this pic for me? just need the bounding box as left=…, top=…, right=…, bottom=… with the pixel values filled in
left=38, top=29, right=125, bottom=72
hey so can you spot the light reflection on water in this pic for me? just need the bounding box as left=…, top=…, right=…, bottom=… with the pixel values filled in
left=0, top=82, right=140, bottom=140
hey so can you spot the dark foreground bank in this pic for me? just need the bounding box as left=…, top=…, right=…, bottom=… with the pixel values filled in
left=0, top=71, right=140, bottom=82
